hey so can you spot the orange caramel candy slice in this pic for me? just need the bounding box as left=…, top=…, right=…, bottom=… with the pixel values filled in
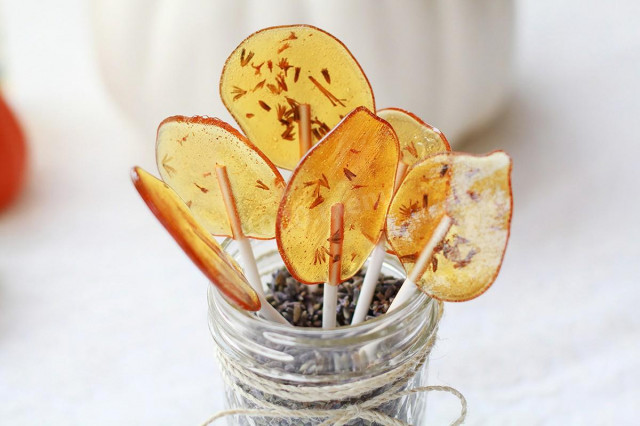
left=220, top=25, right=375, bottom=170
left=377, top=108, right=450, bottom=166
left=276, top=107, right=399, bottom=284
left=131, top=167, right=260, bottom=311
left=156, top=116, right=285, bottom=239
left=386, top=151, right=513, bottom=302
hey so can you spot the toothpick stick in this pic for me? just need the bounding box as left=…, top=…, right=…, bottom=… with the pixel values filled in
left=387, top=215, right=452, bottom=313
left=323, top=203, right=344, bottom=329
left=215, top=165, right=290, bottom=325
left=298, top=103, right=312, bottom=158
left=351, top=162, right=409, bottom=324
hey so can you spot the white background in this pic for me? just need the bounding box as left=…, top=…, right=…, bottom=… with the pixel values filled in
left=1, top=0, right=639, bottom=424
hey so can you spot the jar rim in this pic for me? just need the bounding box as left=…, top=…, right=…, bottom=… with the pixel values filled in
left=209, top=237, right=442, bottom=380
left=208, top=283, right=439, bottom=346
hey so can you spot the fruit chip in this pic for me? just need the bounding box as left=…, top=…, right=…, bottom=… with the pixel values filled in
left=220, top=25, right=375, bottom=170
left=386, top=151, right=513, bottom=302
left=377, top=108, right=450, bottom=166
left=277, top=107, right=399, bottom=284
left=131, top=167, right=260, bottom=311
left=378, top=107, right=451, bottom=253
left=156, top=116, right=285, bottom=239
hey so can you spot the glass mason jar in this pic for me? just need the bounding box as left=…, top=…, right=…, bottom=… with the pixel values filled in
left=208, top=239, right=442, bottom=425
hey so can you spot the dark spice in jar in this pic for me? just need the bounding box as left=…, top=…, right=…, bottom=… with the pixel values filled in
left=265, top=267, right=404, bottom=327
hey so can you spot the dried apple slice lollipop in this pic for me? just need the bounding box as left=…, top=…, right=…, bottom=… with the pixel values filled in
left=156, top=116, right=285, bottom=239
left=352, top=108, right=451, bottom=324
left=276, top=106, right=399, bottom=285
left=377, top=108, right=450, bottom=166
left=386, top=151, right=513, bottom=302
left=131, top=166, right=260, bottom=311
left=220, top=25, right=375, bottom=170
left=156, top=116, right=290, bottom=324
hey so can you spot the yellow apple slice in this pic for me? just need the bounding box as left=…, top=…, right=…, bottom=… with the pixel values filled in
left=220, top=25, right=375, bottom=170
left=377, top=108, right=450, bottom=166
left=378, top=108, right=450, bottom=253
left=276, top=107, right=399, bottom=284
left=156, top=116, right=285, bottom=239
left=131, top=166, right=260, bottom=311
left=386, top=151, right=513, bottom=302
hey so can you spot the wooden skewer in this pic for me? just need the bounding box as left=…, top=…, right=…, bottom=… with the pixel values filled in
left=323, top=203, right=344, bottom=329
left=351, top=161, right=409, bottom=325
left=298, top=103, right=312, bottom=159
left=299, top=103, right=321, bottom=295
left=215, top=165, right=290, bottom=325
left=387, top=215, right=453, bottom=313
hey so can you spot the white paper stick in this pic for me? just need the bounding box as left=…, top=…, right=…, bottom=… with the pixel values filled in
left=322, top=283, right=338, bottom=328
left=236, top=236, right=264, bottom=298
left=360, top=215, right=453, bottom=362
left=236, top=237, right=290, bottom=325
left=387, top=215, right=452, bottom=313
left=323, top=203, right=344, bottom=329
left=216, top=165, right=290, bottom=325
left=351, top=242, right=386, bottom=324
left=351, top=162, right=408, bottom=325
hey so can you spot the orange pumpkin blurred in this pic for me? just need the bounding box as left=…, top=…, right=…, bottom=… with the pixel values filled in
left=0, top=94, right=27, bottom=210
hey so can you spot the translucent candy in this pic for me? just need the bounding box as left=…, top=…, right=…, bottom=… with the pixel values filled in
left=386, top=151, right=512, bottom=302
left=156, top=116, right=285, bottom=239
left=131, top=167, right=260, bottom=311
left=377, top=108, right=450, bottom=166
left=220, top=25, right=375, bottom=170
left=277, top=107, right=399, bottom=284
left=378, top=107, right=451, bottom=254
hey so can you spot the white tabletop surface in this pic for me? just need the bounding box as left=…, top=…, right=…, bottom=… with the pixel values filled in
left=1, top=1, right=639, bottom=425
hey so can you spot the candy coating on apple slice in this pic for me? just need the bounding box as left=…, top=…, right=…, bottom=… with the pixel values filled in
left=220, top=25, right=375, bottom=170
left=131, top=167, right=260, bottom=311
left=276, top=107, right=399, bottom=284
left=156, top=116, right=285, bottom=239
left=386, top=151, right=513, bottom=302
left=377, top=108, right=450, bottom=166
left=377, top=107, right=451, bottom=254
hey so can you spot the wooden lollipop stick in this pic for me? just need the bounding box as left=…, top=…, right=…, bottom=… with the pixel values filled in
left=298, top=103, right=312, bottom=159
left=295, top=104, right=316, bottom=294
left=387, top=215, right=452, bottom=313
left=215, top=165, right=290, bottom=325
left=352, top=162, right=409, bottom=324
left=323, top=203, right=344, bottom=329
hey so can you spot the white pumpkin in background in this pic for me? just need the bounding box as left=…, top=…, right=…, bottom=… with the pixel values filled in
left=91, top=0, right=514, bottom=145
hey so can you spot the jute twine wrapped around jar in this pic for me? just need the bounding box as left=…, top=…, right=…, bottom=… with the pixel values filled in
left=203, top=304, right=466, bottom=426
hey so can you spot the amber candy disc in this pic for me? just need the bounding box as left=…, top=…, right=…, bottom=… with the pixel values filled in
left=220, top=25, right=375, bottom=170
left=156, top=116, right=285, bottom=239
left=387, top=151, right=513, bottom=301
left=131, top=167, right=260, bottom=311
left=277, top=107, right=399, bottom=284
left=377, top=108, right=450, bottom=166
